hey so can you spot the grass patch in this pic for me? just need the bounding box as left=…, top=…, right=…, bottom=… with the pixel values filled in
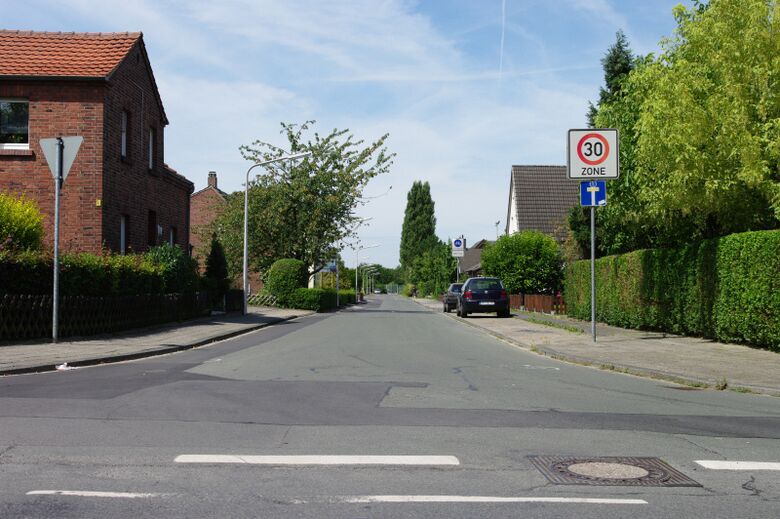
left=523, top=315, right=584, bottom=334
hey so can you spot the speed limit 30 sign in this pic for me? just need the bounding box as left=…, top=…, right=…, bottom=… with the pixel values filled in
left=567, top=129, right=619, bottom=179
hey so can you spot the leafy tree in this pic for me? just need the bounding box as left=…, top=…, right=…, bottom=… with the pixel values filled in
left=481, top=231, right=562, bottom=294
left=0, top=193, right=43, bottom=252
left=399, top=181, right=438, bottom=275
left=213, top=121, right=394, bottom=278
left=573, top=0, right=780, bottom=255
left=587, top=30, right=635, bottom=128
left=408, top=241, right=457, bottom=297
left=627, top=0, right=780, bottom=240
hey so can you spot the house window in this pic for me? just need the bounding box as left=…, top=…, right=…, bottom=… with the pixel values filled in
left=120, top=111, right=129, bottom=159
left=120, top=214, right=129, bottom=254
left=147, top=127, right=155, bottom=171
left=169, top=226, right=177, bottom=246
left=147, top=210, right=157, bottom=247
left=0, top=99, right=29, bottom=150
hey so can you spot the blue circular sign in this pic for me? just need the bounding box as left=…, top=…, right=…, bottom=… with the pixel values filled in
left=454, top=239, right=463, bottom=248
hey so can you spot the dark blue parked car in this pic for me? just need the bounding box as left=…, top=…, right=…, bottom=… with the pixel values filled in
left=456, top=277, right=510, bottom=318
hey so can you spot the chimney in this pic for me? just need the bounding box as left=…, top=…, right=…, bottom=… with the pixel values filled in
left=207, top=171, right=217, bottom=189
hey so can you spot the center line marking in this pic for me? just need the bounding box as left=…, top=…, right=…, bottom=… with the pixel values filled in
left=27, top=490, right=163, bottom=499
left=299, top=495, right=648, bottom=505
left=174, top=455, right=461, bottom=466
left=695, top=460, right=780, bottom=471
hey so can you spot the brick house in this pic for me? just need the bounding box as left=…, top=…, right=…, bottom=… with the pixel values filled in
left=505, top=165, right=578, bottom=243
left=0, top=30, right=193, bottom=254
left=190, top=170, right=228, bottom=265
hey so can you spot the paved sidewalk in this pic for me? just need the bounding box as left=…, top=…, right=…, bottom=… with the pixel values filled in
left=414, top=297, right=780, bottom=396
left=0, top=306, right=313, bottom=375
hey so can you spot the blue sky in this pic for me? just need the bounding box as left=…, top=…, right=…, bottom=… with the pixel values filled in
left=6, top=0, right=689, bottom=267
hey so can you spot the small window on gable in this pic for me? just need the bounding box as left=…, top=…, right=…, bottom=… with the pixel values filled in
left=0, top=99, right=29, bottom=150
left=120, top=111, right=129, bottom=159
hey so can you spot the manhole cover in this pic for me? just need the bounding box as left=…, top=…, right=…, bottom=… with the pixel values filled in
left=528, top=456, right=700, bottom=487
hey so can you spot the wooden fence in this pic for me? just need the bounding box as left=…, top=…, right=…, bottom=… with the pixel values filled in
left=510, top=293, right=566, bottom=315
left=0, top=292, right=209, bottom=342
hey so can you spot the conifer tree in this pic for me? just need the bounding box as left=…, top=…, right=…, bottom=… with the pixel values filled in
left=399, top=181, right=438, bottom=274
left=586, top=30, right=634, bottom=127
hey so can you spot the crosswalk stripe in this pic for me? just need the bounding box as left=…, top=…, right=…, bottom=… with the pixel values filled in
left=695, top=460, right=780, bottom=471
left=174, top=455, right=460, bottom=466
left=27, top=490, right=162, bottom=498
left=296, top=495, right=648, bottom=505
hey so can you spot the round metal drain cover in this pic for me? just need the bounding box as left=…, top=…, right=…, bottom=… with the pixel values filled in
left=528, top=456, right=701, bottom=487
left=568, top=462, right=649, bottom=479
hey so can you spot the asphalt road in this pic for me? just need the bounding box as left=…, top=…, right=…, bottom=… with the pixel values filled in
left=1, top=295, right=779, bottom=518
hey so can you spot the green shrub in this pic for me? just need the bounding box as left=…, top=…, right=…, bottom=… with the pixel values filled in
left=0, top=193, right=44, bottom=251
left=145, top=244, right=199, bottom=294
left=0, top=251, right=165, bottom=296
left=288, top=288, right=337, bottom=311
left=266, top=258, right=308, bottom=305
left=481, top=231, right=562, bottom=294
left=339, top=289, right=356, bottom=305
left=564, top=230, right=780, bottom=350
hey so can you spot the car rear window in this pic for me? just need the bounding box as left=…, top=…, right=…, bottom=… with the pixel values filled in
left=449, top=284, right=462, bottom=292
left=468, top=279, right=503, bottom=290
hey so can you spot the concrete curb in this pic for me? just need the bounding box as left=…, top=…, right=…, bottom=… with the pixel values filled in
left=410, top=298, right=780, bottom=397
left=0, top=312, right=314, bottom=377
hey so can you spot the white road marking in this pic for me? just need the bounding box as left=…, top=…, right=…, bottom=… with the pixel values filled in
left=696, top=460, right=780, bottom=471
left=174, top=454, right=461, bottom=466
left=295, top=495, right=647, bottom=505
left=27, top=490, right=162, bottom=498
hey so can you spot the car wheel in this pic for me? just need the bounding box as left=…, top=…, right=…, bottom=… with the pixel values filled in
left=461, top=306, right=468, bottom=318
left=456, top=304, right=461, bottom=317
left=443, top=303, right=447, bottom=313
left=499, top=309, right=510, bottom=318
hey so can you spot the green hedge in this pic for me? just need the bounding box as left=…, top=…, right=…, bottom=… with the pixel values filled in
left=286, top=288, right=357, bottom=311
left=0, top=251, right=165, bottom=296
left=265, top=259, right=308, bottom=306
left=564, top=230, right=780, bottom=350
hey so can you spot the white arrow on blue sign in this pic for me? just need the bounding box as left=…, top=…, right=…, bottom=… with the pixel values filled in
left=580, top=180, right=607, bottom=207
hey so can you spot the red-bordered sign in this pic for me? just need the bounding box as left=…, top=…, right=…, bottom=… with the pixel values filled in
left=567, top=129, right=619, bottom=179
left=576, top=133, right=610, bottom=166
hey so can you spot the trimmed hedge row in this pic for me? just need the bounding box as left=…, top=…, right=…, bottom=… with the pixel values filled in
left=0, top=251, right=165, bottom=296
left=288, top=288, right=356, bottom=311
left=564, top=230, right=780, bottom=351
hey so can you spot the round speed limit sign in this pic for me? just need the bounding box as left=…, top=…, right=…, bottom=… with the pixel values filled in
left=567, top=129, right=619, bottom=179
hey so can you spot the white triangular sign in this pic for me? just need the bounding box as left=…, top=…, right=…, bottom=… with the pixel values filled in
left=40, top=136, right=83, bottom=181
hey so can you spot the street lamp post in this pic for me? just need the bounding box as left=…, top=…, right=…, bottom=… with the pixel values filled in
left=354, top=244, right=379, bottom=301
left=243, top=151, right=311, bottom=315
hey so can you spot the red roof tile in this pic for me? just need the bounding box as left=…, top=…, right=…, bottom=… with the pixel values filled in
left=0, top=30, right=140, bottom=78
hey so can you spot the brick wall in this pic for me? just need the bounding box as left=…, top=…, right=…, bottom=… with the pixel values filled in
left=190, top=185, right=227, bottom=263
left=0, top=80, right=105, bottom=252
left=0, top=41, right=193, bottom=255
left=102, top=41, right=193, bottom=254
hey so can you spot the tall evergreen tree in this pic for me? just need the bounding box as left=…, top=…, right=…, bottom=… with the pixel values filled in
left=586, top=30, right=635, bottom=127
left=399, top=181, right=438, bottom=274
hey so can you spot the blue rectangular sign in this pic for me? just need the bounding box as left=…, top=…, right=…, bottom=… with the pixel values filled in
left=580, top=180, right=607, bottom=207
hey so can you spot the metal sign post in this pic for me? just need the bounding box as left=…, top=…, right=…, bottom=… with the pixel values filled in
left=569, top=129, right=617, bottom=343
left=40, top=136, right=83, bottom=343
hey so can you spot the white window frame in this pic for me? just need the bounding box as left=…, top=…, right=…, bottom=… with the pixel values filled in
left=120, top=215, right=128, bottom=254
left=120, top=111, right=128, bottom=158
left=148, top=127, right=155, bottom=170
left=0, top=98, right=30, bottom=150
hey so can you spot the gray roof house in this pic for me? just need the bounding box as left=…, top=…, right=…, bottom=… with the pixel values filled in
left=505, top=165, right=579, bottom=242
left=458, top=239, right=493, bottom=277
